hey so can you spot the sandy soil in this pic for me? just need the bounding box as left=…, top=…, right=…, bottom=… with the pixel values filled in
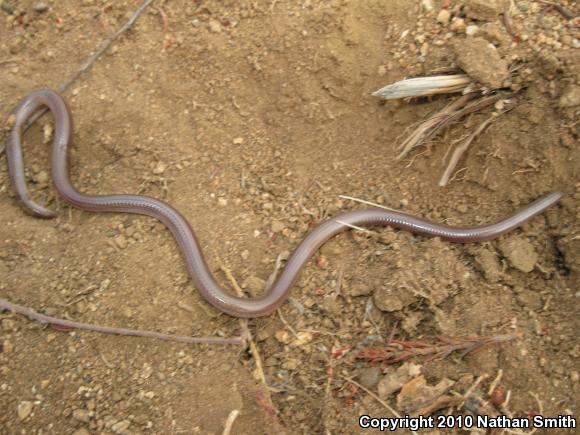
left=0, top=0, right=578, bottom=434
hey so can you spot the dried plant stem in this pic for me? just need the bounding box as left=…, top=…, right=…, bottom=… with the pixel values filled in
left=222, top=409, right=241, bottom=435
left=396, top=92, right=479, bottom=160
left=0, top=298, right=244, bottom=346
left=219, top=263, right=281, bottom=425
left=358, top=334, right=521, bottom=364
left=341, top=376, right=418, bottom=435
left=338, top=195, right=399, bottom=212
left=439, top=114, right=497, bottom=186
left=1, top=0, right=155, bottom=155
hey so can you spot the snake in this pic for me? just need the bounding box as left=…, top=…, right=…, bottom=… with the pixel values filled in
left=4, top=89, right=563, bottom=318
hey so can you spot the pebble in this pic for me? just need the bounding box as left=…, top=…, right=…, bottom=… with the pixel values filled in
left=240, top=249, right=250, bottom=260
left=232, top=137, right=244, bottom=145
left=1, top=3, right=14, bottom=14
left=34, top=170, right=49, bottom=184
left=358, top=367, right=381, bottom=389
left=242, top=275, right=265, bottom=297
left=153, top=162, right=167, bottom=175
left=465, top=25, right=479, bottom=36
left=33, top=3, right=49, bottom=12
left=208, top=19, right=221, bottom=33
left=421, top=0, right=434, bottom=12
left=450, top=18, right=466, bottom=33
left=73, top=409, right=90, bottom=423
left=114, top=235, right=128, bottom=249
left=559, top=85, right=580, bottom=108
left=112, top=420, right=131, bottom=433
left=271, top=220, right=285, bottom=233
left=464, top=0, right=509, bottom=21
left=498, top=238, right=538, bottom=273
left=436, top=9, right=451, bottom=25
left=275, top=329, right=291, bottom=344
left=453, top=37, right=508, bottom=88
left=72, top=429, right=91, bottom=435
left=18, top=401, right=33, bottom=420
left=290, top=331, right=313, bottom=347
left=217, top=197, right=228, bottom=206
left=3, top=340, right=13, bottom=353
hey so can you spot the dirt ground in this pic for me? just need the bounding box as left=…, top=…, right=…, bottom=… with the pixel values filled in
left=0, top=0, right=578, bottom=434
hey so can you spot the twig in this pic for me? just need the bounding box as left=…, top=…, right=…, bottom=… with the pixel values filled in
left=488, top=369, right=504, bottom=396
left=1, top=0, right=155, bottom=155
left=341, top=376, right=418, bottom=435
left=222, top=409, right=240, bottom=435
left=277, top=309, right=299, bottom=339
left=219, top=263, right=281, bottom=425
left=0, top=298, right=244, bottom=345
left=439, top=114, right=498, bottom=187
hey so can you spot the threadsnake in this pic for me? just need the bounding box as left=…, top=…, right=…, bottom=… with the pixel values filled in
left=4, top=89, right=563, bottom=318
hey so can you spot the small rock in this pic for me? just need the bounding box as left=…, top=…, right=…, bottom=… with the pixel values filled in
left=72, top=429, right=91, bottom=435
left=242, top=275, right=265, bottom=297
left=208, top=19, right=221, bottom=33
left=421, top=0, right=434, bottom=12
left=18, top=401, right=33, bottom=420
left=240, top=249, right=250, bottom=260
left=275, top=329, right=291, bottom=344
left=397, top=375, right=455, bottom=413
left=378, top=362, right=422, bottom=399
left=453, top=37, right=508, bottom=88
left=290, top=331, right=313, bottom=347
left=271, top=220, right=285, bottom=233
left=112, top=419, right=131, bottom=433
left=450, top=18, right=466, bottom=32
left=72, top=409, right=90, bottom=423
left=358, top=367, right=381, bottom=389
left=114, top=235, right=128, bottom=249
left=480, top=22, right=511, bottom=46
left=346, top=283, right=373, bottom=297
left=33, top=3, right=49, bottom=12
left=34, top=170, right=49, bottom=184
left=2, top=340, right=13, bottom=353
left=1, top=319, right=15, bottom=331
left=232, top=137, right=244, bottom=145
left=474, top=248, right=501, bottom=282
left=465, top=25, right=479, bottom=36
left=436, top=9, right=451, bottom=25
left=464, top=0, right=509, bottom=21
left=217, top=197, right=228, bottom=206
left=153, top=162, right=167, bottom=175
left=559, top=85, right=580, bottom=108
left=1, top=3, right=15, bottom=14
left=499, top=238, right=538, bottom=273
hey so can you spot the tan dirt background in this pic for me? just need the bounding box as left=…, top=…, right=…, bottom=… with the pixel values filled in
left=0, top=0, right=578, bottom=434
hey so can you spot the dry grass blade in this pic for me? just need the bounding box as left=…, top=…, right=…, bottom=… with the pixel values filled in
left=373, top=74, right=472, bottom=100
left=397, top=93, right=504, bottom=161
left=396, top=92, right=479, bottom=159
left=439, top=113, right=499, bottom=186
